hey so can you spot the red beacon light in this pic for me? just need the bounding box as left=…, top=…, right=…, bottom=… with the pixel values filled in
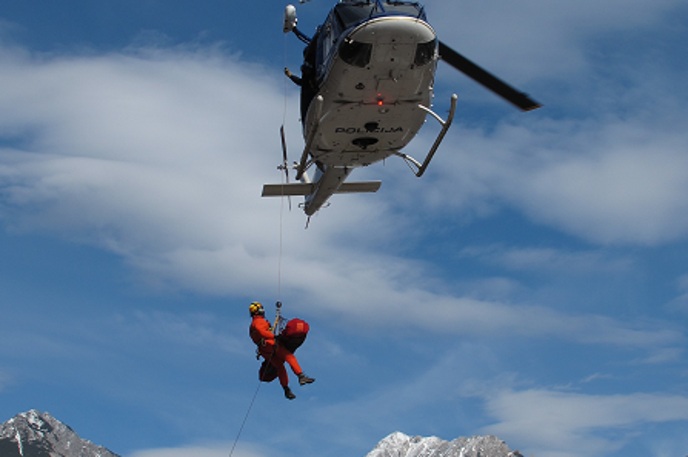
left=376, top=95, right=389, bottom=113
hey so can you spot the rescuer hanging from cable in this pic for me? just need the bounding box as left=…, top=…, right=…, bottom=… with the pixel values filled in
left=249, top=302, right=314, bottom=399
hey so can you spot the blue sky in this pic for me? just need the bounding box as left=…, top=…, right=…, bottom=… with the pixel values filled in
left=1, top=1, right=688, bottom=457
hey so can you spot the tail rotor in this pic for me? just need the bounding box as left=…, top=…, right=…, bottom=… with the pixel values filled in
left=279, top=125, right=293, bottom=210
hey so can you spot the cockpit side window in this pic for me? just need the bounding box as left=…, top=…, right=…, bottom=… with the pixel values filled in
left=414, top=38, right=436, bottom=66
left=339, top=38, right=373, bottom=67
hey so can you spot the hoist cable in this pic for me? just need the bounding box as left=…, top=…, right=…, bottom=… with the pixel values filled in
left=283, top=33, right=289, bottom=125
left=229, top=35, right=292, bottom=457
left=278, top=32, right=290, bottom=302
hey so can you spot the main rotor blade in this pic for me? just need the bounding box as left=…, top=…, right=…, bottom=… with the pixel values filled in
left=438, top=41, right=542, bottom=112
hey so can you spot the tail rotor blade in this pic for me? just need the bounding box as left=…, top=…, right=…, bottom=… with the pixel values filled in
left=438, top=41, right=541, bottom=112
left=279, top=125, right=292, bottom=210
left=280, top=125, right=290, bottom=184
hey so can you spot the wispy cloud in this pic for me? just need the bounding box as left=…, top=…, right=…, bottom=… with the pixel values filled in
left=666, top=274, right=688, bottom=314
left=482, top=388, right=688, bottom=457
left=0, top=370, right=11, bottom=392
left=459, top=245, right=633, bottom=275
left=129, top=443, right=267, bottom=457
left=398, top=115, right=688, bottom=245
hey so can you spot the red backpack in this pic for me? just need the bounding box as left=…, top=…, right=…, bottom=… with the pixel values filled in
left=278, top=318, right=310, bottom=353
left=258, top=318, right=310, bottom=383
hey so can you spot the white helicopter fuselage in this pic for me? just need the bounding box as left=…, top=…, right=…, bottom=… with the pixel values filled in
left=305, top=16, right=437, bottom=168
left=287, top=14, right=442, bottom=215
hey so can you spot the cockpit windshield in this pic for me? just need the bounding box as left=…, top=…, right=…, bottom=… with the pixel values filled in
left=335, top=3, right=375, bottom=29
left=334, top=1, right=426, bottom=31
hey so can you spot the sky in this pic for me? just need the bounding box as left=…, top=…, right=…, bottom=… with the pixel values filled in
left=0, top=1, right=687, bottom=457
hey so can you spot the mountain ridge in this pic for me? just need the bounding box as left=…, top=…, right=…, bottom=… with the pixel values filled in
left=2, top=410, right=525, bottom=457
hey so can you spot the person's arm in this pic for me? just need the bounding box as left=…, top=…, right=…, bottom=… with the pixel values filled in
left=254, top=318, right=275, bottom=340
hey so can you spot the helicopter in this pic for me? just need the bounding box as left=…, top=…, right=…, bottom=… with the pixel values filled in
left=262, top=0, right=541, bottom=217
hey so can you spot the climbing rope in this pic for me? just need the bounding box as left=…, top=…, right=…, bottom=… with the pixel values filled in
left=227, top=381, right=263, bottom=457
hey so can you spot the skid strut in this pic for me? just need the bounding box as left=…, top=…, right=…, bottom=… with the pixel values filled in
left=395, top=94, right=458, bottom=177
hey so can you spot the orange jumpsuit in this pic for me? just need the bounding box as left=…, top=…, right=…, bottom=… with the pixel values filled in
left=250, top=314, right=302, bottom=386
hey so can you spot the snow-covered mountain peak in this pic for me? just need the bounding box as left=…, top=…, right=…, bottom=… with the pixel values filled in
left=0, top=410, right=120, bottom=457
left=367, top=431, right=524, bottom=457
left=17, top=409, right=53, bottom=436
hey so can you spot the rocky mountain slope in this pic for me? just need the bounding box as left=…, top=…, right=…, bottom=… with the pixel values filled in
left=0, top=410, right=120, bottom=457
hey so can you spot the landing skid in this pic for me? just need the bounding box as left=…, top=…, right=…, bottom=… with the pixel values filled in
left=394, top=94, right=458, bottom=177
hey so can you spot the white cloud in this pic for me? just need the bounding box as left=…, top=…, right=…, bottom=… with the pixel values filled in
left=633, top=347, right=684, bottom=365
left=580, top=373, right=613, bottom=384
left=406, top=113, right=688, bottom=245
left=513, top=139, right=688, bottom=245
left=482, top=388, right=688, bottom=457
left=129, top=443, right=265, bottom=457
left=0, top=44, right=292, bottom=287
left=459, top=245, right=633, bottom=275
left=0, top=370, right=11, bottom=392
left=666, top=274, right=688, bottom=314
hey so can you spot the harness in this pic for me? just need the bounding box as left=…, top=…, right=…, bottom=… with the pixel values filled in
left=250, top=318, right=276, bottom=359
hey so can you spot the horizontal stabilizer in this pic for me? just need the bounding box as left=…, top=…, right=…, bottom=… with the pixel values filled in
left=336, top=181, right=381, bottom=194
left=262, top=183, right=314, bottom=197
left=262, top=181, right=381, bottom=197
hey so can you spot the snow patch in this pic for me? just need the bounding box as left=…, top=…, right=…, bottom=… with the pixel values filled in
left=14, top=429, right=24, bottom=457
